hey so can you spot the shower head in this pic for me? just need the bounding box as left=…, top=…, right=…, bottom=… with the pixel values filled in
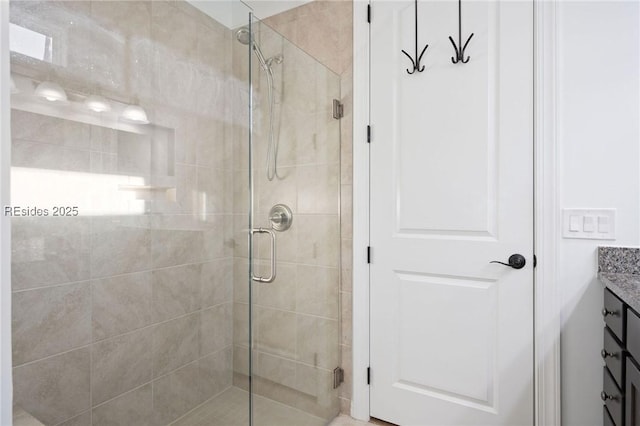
left=235, top=27, right=283, bottom=75
left=235, top=27, right=269, bottom=73
left=235, top=27, right=251, bottom=45
left=235, top=30, right=283, bottom=181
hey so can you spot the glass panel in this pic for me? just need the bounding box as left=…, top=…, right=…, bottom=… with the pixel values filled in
left=8, top=2, right=341, bottom=425
left=9, top=1, right=246, bottom=425
left=248, top=15, right=342, bottom=426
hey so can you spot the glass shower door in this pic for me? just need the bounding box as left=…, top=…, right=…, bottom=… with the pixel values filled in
left=246, top=14, right=342, bottom=426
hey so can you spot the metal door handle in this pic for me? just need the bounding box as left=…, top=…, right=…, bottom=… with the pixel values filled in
left=251, top=228, right=276, bottom=283
left=490, top=254, right=526, bottom=270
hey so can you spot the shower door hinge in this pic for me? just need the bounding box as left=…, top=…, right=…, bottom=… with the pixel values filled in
left=367, top=367, right=371, bottom=385
left=534, top=254, right=537, bottom=268
left=367, top=4, right=371, bottom=23
left=367, top=125, right=371, bottom=143
left=333, top=367, right=345, bottom=389
left=367, top=246, right=371, bottom=263
left=333, top=99, right=344, bottom=119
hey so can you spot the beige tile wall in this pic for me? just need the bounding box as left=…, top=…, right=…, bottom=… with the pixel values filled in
left=263, top=0, right=354, bottom=76
left=10, top=1, right=236, bottom=425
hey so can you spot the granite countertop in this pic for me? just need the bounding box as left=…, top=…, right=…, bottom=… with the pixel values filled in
left=598, top=247, right=640, bottom=313
left=599, top=272, right=640, bottom=314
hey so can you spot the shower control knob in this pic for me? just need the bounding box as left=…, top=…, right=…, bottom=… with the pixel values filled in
left=269, top=204, right=293, bottom=232
left=270, top=212, right=284, bottom=224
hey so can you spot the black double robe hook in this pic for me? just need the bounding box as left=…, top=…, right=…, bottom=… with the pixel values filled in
left=448, top=0, right=474, bottom=64
left=401, top=0, right=429, bottom=74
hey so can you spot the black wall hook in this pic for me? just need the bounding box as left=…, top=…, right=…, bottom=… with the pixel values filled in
left=448, top=0, right=474, bottom=64
left=401, top=0, right=429, bottom=74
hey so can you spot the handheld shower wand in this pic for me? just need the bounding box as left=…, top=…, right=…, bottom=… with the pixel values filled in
left=236, top=27, right=283, bottom=181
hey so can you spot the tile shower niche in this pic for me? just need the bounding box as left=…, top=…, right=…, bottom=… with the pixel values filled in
left=11, top=104, right=177, bottom=216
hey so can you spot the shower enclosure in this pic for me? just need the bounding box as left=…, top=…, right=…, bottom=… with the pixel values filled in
left=8, top=2, right=342, bottom=425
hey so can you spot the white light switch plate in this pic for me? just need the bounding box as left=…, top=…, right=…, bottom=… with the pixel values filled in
left=562, top=209, right=616, bottom=240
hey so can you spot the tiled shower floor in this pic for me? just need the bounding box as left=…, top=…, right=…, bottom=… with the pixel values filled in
left=171, top=387, right=327, bottom=426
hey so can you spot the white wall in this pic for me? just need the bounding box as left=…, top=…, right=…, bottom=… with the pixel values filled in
left=0, top=1, right=12, bottom=424
left=558, top=2, right=640, bottom=424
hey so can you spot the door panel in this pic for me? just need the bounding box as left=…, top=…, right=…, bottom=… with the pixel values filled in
left=394, top=1, right=497, bottom=236
left=370, top=1, right=534, bottom=425
left=395, top=272, right=497, bottom=406
left=248, top=15, right=342, bottom=426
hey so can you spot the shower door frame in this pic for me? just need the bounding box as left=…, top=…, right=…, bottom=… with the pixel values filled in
left=350, top=0, right=562, bottom=425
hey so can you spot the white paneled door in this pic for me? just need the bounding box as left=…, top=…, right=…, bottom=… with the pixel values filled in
left=369, top=1, right=534, bottom=425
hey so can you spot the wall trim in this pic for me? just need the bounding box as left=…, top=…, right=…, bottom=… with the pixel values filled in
left=351, top=0, right=371, bottom=421
left=351, top=0, right=562, bottom=423
left=533, top=0, right=562, bottom=425
left=0, top=1, right=13, bottom=424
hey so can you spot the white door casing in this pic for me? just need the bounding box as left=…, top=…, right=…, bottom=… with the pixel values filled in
left=369, top=1, right=534, bottom=425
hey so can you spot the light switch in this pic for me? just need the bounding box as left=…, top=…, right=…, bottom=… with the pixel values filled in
left=583, top=215, right=595, bottom=232
left=562, top=209, right=616, bottom=240
left=569, top=215, right=582, bottom=232
left=598, top=216, right=610, bottom=233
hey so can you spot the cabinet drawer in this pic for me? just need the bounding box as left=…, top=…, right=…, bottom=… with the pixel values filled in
left=605, top=404, right=616, bottom=426
left=604, top=326, right=625, bottom=388
left=626, top=358, right=640, bottom=426
left=604, top=366, right=624, bottom=426
left=628, top=309, right=640, bottom=362
left=605, top=288, right=625, bottom=342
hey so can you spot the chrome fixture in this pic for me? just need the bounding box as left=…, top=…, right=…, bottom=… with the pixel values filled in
left=236, top=26, right=283, bottom=181
left=269, top=204, right=293, bottom=232
left=235, top=27, right=282, bottom=76
left=250, top=205, right=292, bottom=283
left=251, top=228, right=276, bottom=283
left=267, top=53, right=284, bottom=68
left=236, top=27, right=269, bottom=73
left=333, top=99, right=344, bottom=119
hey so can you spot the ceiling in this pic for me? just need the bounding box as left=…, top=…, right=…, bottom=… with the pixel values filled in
left=187, top=0, right=313, bottom=29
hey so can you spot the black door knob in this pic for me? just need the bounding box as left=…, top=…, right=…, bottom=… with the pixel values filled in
left=490, top=254, right=526, bottom=270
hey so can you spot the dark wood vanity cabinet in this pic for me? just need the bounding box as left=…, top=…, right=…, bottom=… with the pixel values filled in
left=626, top=304, right=640, bottom=426
left=602, top=288, right=626, bottom=425
left=602, top=287, right=640, bottom=425
left=627, top=358, right=640, bottom=426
